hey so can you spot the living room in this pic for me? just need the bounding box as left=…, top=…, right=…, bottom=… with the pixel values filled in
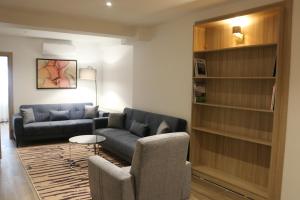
left=0, top=0, right=299, bottom=200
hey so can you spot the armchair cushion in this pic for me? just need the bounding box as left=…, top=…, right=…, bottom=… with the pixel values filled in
left=88, top=156, right=135, bottom=200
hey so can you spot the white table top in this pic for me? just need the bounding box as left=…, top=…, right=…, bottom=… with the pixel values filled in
left=69, top=135, right=105, bottom=144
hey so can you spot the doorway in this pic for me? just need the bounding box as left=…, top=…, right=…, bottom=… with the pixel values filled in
left=0, top=52, right=13, bottom=139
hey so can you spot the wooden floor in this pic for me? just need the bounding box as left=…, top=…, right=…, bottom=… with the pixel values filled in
left=0, top=123, right=203, bottom=200
left=0, top=123, right=39, bottom=200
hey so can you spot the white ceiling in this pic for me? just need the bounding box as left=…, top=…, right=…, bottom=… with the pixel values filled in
left=0, top=0, right=233, bottom=26
left=0, top=23, right=123, bottom=44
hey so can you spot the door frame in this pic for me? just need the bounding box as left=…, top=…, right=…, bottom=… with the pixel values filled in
left=0, top=52, right=14, bottom=139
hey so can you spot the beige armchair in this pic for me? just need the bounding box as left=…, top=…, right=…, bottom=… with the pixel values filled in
left=88, top=132, right=191, bottom=200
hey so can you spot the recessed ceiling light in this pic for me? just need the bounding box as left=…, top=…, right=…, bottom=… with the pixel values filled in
left=106, top=1, right=112, bottom=7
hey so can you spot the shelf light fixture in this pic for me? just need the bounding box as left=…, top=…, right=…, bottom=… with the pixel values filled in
left=105, top=1, right=112, bottom=7
left=232, top=26, right=244, bottom=42
left=227, top=16, right=249, bottom=44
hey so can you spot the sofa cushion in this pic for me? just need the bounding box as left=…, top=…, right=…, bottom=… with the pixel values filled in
left=84, top=105, right=99, bottom=119
left=108, top=113, right=125, bottom=129
left=20, top=108, right=35, bottom=124
left=129, top=120, right=149, bottom=137
left=123, top=108, right=187, bottom=135
left=20, top=103, right=93, bottom=122
left=50, top=110, right=70, bottom=121
left=95, top=128, right=139, bottom=161
left=156, top=120, right=171, bottom=134
left=23, top=121, right=64, bottom=137
left=23, top=119, right=93, bottom=137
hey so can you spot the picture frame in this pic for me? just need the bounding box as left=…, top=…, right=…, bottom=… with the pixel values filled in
left=36, top=58, right=77, bottom=89
left=194, top=81, right=206, bottom=103
left=194, top=58, right=207, bottom=77
left=270, top=84, right=276, bottom=110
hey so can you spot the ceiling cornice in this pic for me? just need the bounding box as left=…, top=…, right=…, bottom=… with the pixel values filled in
left=0, top=6, right=138, bottom=38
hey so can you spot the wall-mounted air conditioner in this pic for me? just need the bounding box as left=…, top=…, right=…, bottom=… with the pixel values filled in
left=42, top=42, right=76, bottom=57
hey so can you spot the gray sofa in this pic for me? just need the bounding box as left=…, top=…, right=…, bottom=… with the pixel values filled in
left=13, top=103, right=108, bottom=147
left=94, top=107, right=187, bottom=163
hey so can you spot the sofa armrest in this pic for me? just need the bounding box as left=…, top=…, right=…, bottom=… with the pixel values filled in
left=181, top=161, right=191, bottom=200
left=13, top=113, right=24, bottom=136
left=13, top=113, right=24, bottom=146
left=99, top=110, right=109, bottom=117
left=94, top=117, right=108, bottom=129
left=88, top=156, right=135, bottom=200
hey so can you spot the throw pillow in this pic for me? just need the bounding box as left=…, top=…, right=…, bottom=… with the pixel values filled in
left=50, top=110, right=70, bottom=121
left=107, top=113, right=125, bottom=129
left=20, top=108, right=36, bottom=124
left=129, top=120, right=149, bottom=137
left=156, top=120, right=171, bottom=134
left=84, top=105, right=99, bottom=119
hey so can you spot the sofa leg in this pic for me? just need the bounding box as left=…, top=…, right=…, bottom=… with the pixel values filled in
left=16, top=140, right=21, bottom=148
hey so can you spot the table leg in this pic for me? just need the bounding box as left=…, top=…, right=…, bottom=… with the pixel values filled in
left=69, top=142, right=71, bottom=162
left=93, top=144, right=96, bottom=155
left=69, top=142, right=75, bottom=168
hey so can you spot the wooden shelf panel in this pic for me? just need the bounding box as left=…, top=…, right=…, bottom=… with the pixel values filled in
left=193, top=76, right=276, bottom=80
left=194, top=102, right=274, bottom=113
left=194, top=43, right=277, bottom=53
left=192, top=126, right=272, bottom=146
left=193, top=165, right=268, bottom=199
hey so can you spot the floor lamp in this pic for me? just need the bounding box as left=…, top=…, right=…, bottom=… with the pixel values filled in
left=79, top=66, right=97, bottom=105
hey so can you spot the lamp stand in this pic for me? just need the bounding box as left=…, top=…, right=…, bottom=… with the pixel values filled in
left=95, top=79, right=98, bottom=106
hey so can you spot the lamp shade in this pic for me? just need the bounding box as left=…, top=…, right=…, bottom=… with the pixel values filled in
left=79, top=67, right=96, bottom=80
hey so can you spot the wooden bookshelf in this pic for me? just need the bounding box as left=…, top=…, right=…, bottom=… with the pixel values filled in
left=193, top=166, right=268, bottom=199
left=194, top=43, right=277, bottom=53
left=192, top=126, right=272, bottom=146
left=193, top=76, right=276, bottom=80
left=190, top=5, right=289, bottom=200
left=194, top=102, right=274, bottom=113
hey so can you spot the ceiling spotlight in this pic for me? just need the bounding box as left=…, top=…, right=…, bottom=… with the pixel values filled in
left=106, top=1, right=112, bottom=7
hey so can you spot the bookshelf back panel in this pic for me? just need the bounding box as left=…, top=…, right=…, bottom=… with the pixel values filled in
left=192, top=105, right=273, bottom=141
left=195, top=79, right=275, bottom=110
left=194, top=45, right=277, bottom=77
left=193, top=132, right=271, bottom=187
left=194, top=11, right=279, bottom=51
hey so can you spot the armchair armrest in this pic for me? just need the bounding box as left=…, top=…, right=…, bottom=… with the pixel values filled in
left=93, top=117, right=108, bottom=129
left=88, top=156, right=135, bottom=200
left=13, top=113, right=24, bottom=147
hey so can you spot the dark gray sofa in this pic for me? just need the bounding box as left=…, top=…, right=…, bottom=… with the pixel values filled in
left=13, top=103, right=108, bottom=147
left=94, top=107, right=187, bottom=163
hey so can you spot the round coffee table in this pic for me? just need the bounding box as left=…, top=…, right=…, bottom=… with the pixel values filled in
left=68, top=135, right=106, bottom=167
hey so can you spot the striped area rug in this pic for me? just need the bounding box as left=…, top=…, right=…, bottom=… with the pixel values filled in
left=17, top=143, right=128, bottom=200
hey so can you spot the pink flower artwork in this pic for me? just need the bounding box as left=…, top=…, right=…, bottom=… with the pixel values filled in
left=37, top=59, right=77, bottom=89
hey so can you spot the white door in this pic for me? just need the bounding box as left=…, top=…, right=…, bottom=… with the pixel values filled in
left=0, top=56, right=9, bottom=123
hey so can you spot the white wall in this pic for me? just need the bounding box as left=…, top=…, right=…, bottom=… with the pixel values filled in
left=100, top=45, right=133, bottom=112
left=132, top=0, right=281, bottom=126
left=281, top=0, right=300, bottom=199
left=0, top=35, right=102, bottom=111
left=0, top=33, right=134, bottom=114
left=132, top=0, right=300, bottom=199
